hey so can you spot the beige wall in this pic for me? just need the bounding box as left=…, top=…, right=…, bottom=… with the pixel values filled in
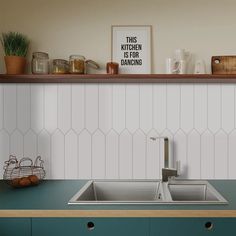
left=0, top=0, right=236, bottom=73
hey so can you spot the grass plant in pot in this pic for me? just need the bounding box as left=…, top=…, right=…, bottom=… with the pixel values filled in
left=1, top=32, right=29, bottom=74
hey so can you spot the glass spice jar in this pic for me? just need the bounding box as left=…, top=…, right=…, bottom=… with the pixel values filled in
left=69, top=55, right=85, bottom=74
left=52, top=59, right=69, bottom=74
left=31, top=52, right=49, bottom=74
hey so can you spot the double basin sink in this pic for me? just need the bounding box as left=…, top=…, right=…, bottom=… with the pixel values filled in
left=68, top=180, right=227, bottom=205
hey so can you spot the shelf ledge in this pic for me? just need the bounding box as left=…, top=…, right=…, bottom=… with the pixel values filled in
left=0, top=74, right=236, bottom=83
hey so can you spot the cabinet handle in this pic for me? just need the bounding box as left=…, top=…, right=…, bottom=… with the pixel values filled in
left=87, top=221, right=95, bottom=231
left=205, top=221, right=213, bottom=230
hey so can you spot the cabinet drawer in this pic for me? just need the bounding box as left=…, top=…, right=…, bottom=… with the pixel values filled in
left=150, top=218, right=236, bottom=236
left=32, top=218, right=148, bottom=236
left=0, top=218, right=31, bottom=236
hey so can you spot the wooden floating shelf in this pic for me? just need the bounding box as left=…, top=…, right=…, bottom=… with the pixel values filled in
left=0, top=74, right=236, bottom=83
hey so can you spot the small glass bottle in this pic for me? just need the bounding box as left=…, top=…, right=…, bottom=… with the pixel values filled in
left=69, top=55, right=85, bottom=74
left=31, top=52, right=49, bottom=74
left=52, top=59, right=69, bottom=74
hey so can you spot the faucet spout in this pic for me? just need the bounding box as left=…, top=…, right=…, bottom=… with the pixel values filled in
left=150, top=136, right=179, bottom=182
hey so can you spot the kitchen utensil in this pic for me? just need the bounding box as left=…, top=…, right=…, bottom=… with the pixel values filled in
left=212, top=56, right=236, bottom=74
left=3, top=155, right=45, bottom=188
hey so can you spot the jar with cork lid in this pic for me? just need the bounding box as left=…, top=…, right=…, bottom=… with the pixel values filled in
left=69, top=55, right=100, bottom=74
left=31, top=52, right=49, bottom=74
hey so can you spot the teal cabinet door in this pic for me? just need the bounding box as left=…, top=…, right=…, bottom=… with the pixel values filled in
left=150, top=218, right=236, bottom=236
left=0, top=218, right=31, bottom=236
left=32, top=218, right=149, bottom=236
left=79, top=218, right=149, bottom=236
left=32, top=218, right=82, bottom=236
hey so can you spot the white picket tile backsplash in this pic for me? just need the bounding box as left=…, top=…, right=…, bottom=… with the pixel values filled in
left=180, top=85, right=194, bottom=133
left=78, top=130, right=92, bottom=179
left=146, top=130, right=160, bottom=179
left=51, top=130, right=65, bottom=179
left=98, top=85, right=113, bottom=133
left=113, top=85, right=126, bottom=133
left=201, top=130, right=214, bottom=179
left=17, top=85, right=31, bottom=134
left=222, top=85, right=235, bottom=132
left=229, top=131, right=236, bottom=178
left=85, top=85, right=98, bottom=133
left=44, top=85, right=58, bottom=132
left=140, top=85, right=152, bottom=133
left=58, top=84, right=71, bottom=133
left=0, top=86, right=3, bottom=130
left=24, top=130, right=37, bottom=159
left=187, top=130, right=201, bottom=179
left=37, top=130, right=51, bottom=178
left=215, top=131, right=228, bottom=179
left=30, top=85, right=44, bottom=133
left=4, top=85, right=17, bottom=134
left=208, top=85, right=221, bottom=133
left=119, top=130, right=133, bottom=179
left=105, top=130, right=119, bottom=179
left=153, top=85, right=166, bottom=133
left=0, top=130, right=9, bottom=177
left=167, top=85, right=180, bottom=133
left=133, top=130, right=146, bottom=179
left=0, top=83, right=236, bottom=179
left=194, top=85, right=207, bottom=132
left=65, top=130, right=78, bottom=179
left=126, top=85, right=139, bottom=132
left=72, top=84, right=85, bottom=133
left=10, top=130, right=23, bottom=158
left=92, top=130, right=105, bottom=179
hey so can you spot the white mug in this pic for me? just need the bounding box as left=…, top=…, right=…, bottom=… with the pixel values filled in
left=166, top=58, right=187, bottom=74
left=166, top=58, right=179, bottom=74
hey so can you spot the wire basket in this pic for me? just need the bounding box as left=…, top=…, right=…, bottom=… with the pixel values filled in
left=3, top=155, right=46, bottom=188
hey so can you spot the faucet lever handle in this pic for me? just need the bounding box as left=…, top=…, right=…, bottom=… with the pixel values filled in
left=176, top=160, right=181, bottom=176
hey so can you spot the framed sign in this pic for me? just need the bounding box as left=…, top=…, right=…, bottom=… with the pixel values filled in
left=111, top=25, right=152, bottom=74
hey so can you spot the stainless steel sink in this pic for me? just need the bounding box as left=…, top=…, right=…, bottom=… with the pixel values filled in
left=68, top=180, right=227, bottom=205
left=163, top=180, right=228, bottom=204
left=69, top=180, right=164, bottom=204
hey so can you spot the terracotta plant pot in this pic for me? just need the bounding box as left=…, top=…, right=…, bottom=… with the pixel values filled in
left=4, top=56, right=26, bottom=74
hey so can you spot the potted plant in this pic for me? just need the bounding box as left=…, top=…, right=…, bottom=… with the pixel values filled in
left=1, top=32, right=29, bottom=74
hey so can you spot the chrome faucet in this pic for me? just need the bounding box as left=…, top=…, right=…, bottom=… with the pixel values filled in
left=150, top=137, right=179, bottom=182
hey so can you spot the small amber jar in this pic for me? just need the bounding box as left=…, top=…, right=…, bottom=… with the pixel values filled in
left=52, top=59, right=69, bottom=74
left=106, top=62, right=119, bottom=74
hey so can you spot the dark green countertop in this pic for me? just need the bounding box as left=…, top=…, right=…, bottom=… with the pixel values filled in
left=0, top=180, right=236, bottom=217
